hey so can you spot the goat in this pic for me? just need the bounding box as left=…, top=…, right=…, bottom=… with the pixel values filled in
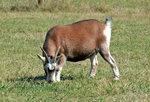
left=37, top=16, right=120, bottom=83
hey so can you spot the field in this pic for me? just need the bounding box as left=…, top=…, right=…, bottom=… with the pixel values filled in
left=0, top=0, right=150, bottom=102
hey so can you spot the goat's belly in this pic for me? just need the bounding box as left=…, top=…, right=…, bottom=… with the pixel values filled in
left=67, top=57, right=87, bottom=62
left=66, top=45, right=98, bottom=62
left=67, top=52, right=95, bottom=62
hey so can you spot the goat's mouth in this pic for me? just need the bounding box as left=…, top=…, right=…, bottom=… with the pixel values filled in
left=45, top=69, right=56, bottom=82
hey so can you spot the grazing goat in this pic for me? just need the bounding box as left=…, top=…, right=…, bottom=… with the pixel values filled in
left=37, top=16, right=120, bottom=83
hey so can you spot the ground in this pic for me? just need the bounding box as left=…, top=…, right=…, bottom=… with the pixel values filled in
left=0, top=0, right=150, bottom=101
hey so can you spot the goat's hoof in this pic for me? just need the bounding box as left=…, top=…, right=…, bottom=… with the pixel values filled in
left=114, top=77, right=119, bottom=80
left=56, top=80, right=60, bottom=82
left=88, top=75, right=95, bottom=79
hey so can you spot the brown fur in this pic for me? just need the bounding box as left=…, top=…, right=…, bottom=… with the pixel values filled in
left=43, top=19, right=106, bottom=62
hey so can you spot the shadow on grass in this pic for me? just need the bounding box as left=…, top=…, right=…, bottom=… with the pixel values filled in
left=8, top=75, right=74, bottom=83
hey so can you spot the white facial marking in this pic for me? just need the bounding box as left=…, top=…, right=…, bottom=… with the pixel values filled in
left=44, top=57, right=60, bottom=82
left=45, top=63, right=54, bottom=70
left=103, top=25, right=111, bottom=47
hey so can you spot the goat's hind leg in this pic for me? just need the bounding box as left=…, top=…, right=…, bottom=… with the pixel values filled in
left=109, top=55, right=120, bottom=80
left=99, top=46, right=120, bottom=80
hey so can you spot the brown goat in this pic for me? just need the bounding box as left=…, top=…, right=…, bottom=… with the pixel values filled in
left=37, top=16, right=120, bottom=83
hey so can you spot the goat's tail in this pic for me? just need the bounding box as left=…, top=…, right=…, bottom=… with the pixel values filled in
left=105, top=16, right=112, bottom=27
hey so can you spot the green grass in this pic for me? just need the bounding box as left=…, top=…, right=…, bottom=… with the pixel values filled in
left=0, top=0, right=150, bottom=12
left=0, top=0, right=150, bottom=102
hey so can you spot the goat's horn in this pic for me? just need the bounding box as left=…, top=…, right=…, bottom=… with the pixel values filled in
left=40, top=46, right=49, bottom=63
left=37, top=54, right=46, bottom=62
left=54, top=46, right=61, bottom=62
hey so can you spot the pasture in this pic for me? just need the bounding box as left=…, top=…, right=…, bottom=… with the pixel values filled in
left=0, top=0, right=150, bottom=101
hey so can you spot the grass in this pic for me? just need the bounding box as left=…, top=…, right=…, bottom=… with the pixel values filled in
left=0, top=0, right=150, bottom=102
left=0, top=0, right=150, bottom=12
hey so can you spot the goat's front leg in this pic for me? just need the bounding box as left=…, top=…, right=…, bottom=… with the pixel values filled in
left=55, top=67, right=62, bottom=82
left=55, top=54, right=66, bottom=82
left=89, top=54, right=98, bottom=78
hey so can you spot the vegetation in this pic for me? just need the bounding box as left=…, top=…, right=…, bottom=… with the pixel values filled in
left=0, top=0, right=150, bottom=101
left=0, top=0, right=149, bottom=12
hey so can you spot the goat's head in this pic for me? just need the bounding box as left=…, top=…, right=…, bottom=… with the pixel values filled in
left=37, top=46, right=61, bottom=82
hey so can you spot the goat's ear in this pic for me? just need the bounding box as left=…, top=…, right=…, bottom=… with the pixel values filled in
left=37, top=54, right=46, bottom=63
left=56, top=55, right=62, bottom=63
